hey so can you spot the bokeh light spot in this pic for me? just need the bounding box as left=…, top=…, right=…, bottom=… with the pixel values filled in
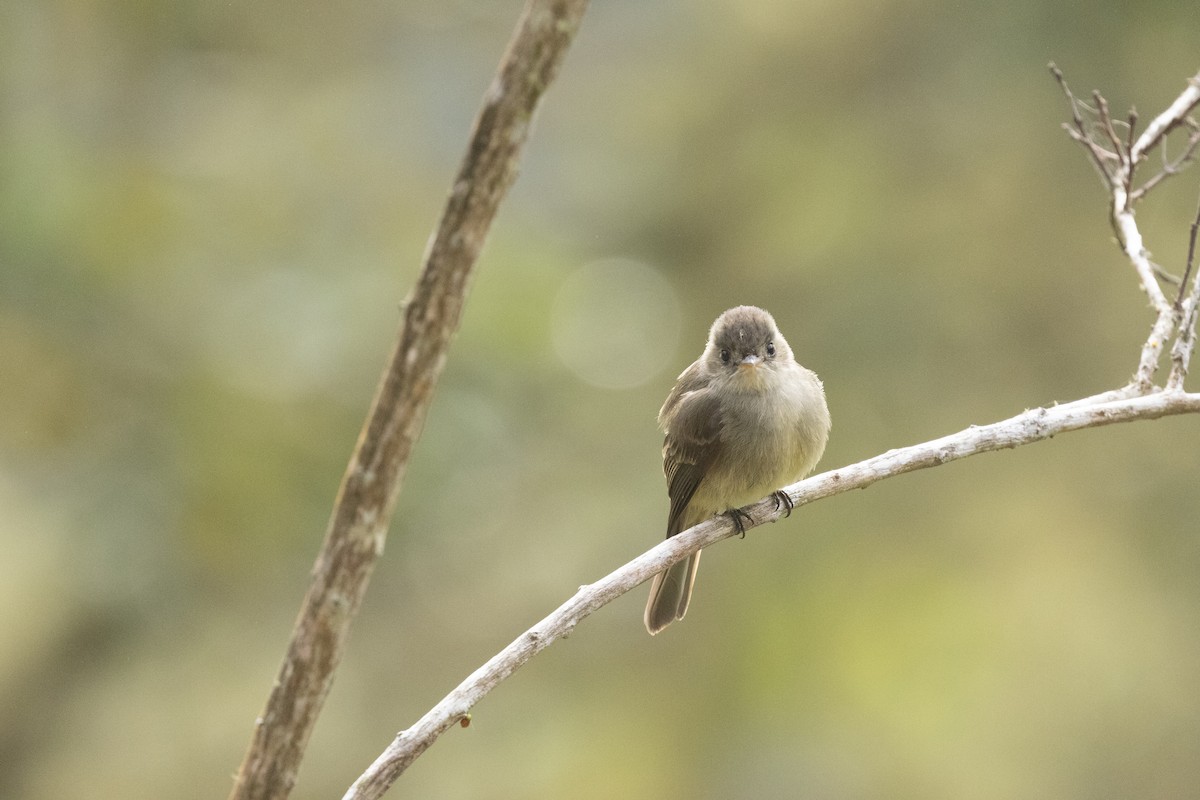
left=550, top=258, right=681, bottom=390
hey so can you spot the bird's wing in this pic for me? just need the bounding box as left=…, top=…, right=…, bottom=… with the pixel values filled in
left=662, top=387, right=722, bottom=538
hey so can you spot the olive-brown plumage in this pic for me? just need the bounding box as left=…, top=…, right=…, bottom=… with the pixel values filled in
left=644, top=306, right=831, bottom=634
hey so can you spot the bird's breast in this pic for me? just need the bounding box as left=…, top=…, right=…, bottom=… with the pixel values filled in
left=704, top=365, right=829, bottom=509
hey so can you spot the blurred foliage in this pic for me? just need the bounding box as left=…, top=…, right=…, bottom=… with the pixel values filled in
left=2, top=1, right=1199, bottom=798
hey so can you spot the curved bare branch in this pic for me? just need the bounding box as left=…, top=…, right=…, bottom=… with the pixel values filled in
left=340, top=65, right=1200, bottom=800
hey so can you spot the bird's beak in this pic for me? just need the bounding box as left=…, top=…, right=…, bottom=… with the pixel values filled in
left=738, top=354, right=761, bottom=369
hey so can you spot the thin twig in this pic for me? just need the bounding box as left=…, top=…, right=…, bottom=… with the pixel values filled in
left=1167, top=196, right=1200, bottom=389
left=225, top=2, right=591, bottom=799
left=1178, top=195, right=1200, bottom=310
left=1063, top=126, right=1120, bottom=162
left=1130, top=72, right=1200, bottom=163
left=1094, top=90, right=1126, bottom=165
left=1130, top=120, right=1200, bottom=203
left=1099, top=91, right=1123, bottom=191
left=1126, top=107, right=1139, bottom=159
left=1050, top=63, right=1117, bottom=182
left=1151, top=261, right=1182, bottom=286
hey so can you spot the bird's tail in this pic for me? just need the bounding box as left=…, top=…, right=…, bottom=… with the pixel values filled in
left=643, top=550, right=702, bottom=635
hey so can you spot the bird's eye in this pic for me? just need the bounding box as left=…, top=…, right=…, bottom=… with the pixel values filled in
left=766, top=342, right=776, bottom=356
left=720, top=349, right=731, bottom=364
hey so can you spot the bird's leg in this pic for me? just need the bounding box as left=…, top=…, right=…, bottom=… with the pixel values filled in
left=726, top=507, right=754, bottom=538
left=772, top=490, right=793, bottom=517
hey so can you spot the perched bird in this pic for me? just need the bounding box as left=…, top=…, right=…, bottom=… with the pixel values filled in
left=644, top=305, right=831, bottom=635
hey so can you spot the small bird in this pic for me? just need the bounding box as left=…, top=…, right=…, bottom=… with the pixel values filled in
left=644, top=305, right=831, bottom=635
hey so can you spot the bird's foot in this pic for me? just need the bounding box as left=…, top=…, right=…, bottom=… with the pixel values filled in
left=726, top=507, right=754, bottom=538
left=772, top=490, right=794, bottom=517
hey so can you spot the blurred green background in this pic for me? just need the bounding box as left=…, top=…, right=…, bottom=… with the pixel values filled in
left=3, top=1, right=1199, bottom=798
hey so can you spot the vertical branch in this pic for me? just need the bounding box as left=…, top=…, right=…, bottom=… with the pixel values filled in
left=226, top=2, right=590, bottom=799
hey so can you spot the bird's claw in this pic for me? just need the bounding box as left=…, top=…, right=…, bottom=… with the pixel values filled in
left=772, top=490, right=794, bottom=517
left=726, top=507, right=754, bottom=538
